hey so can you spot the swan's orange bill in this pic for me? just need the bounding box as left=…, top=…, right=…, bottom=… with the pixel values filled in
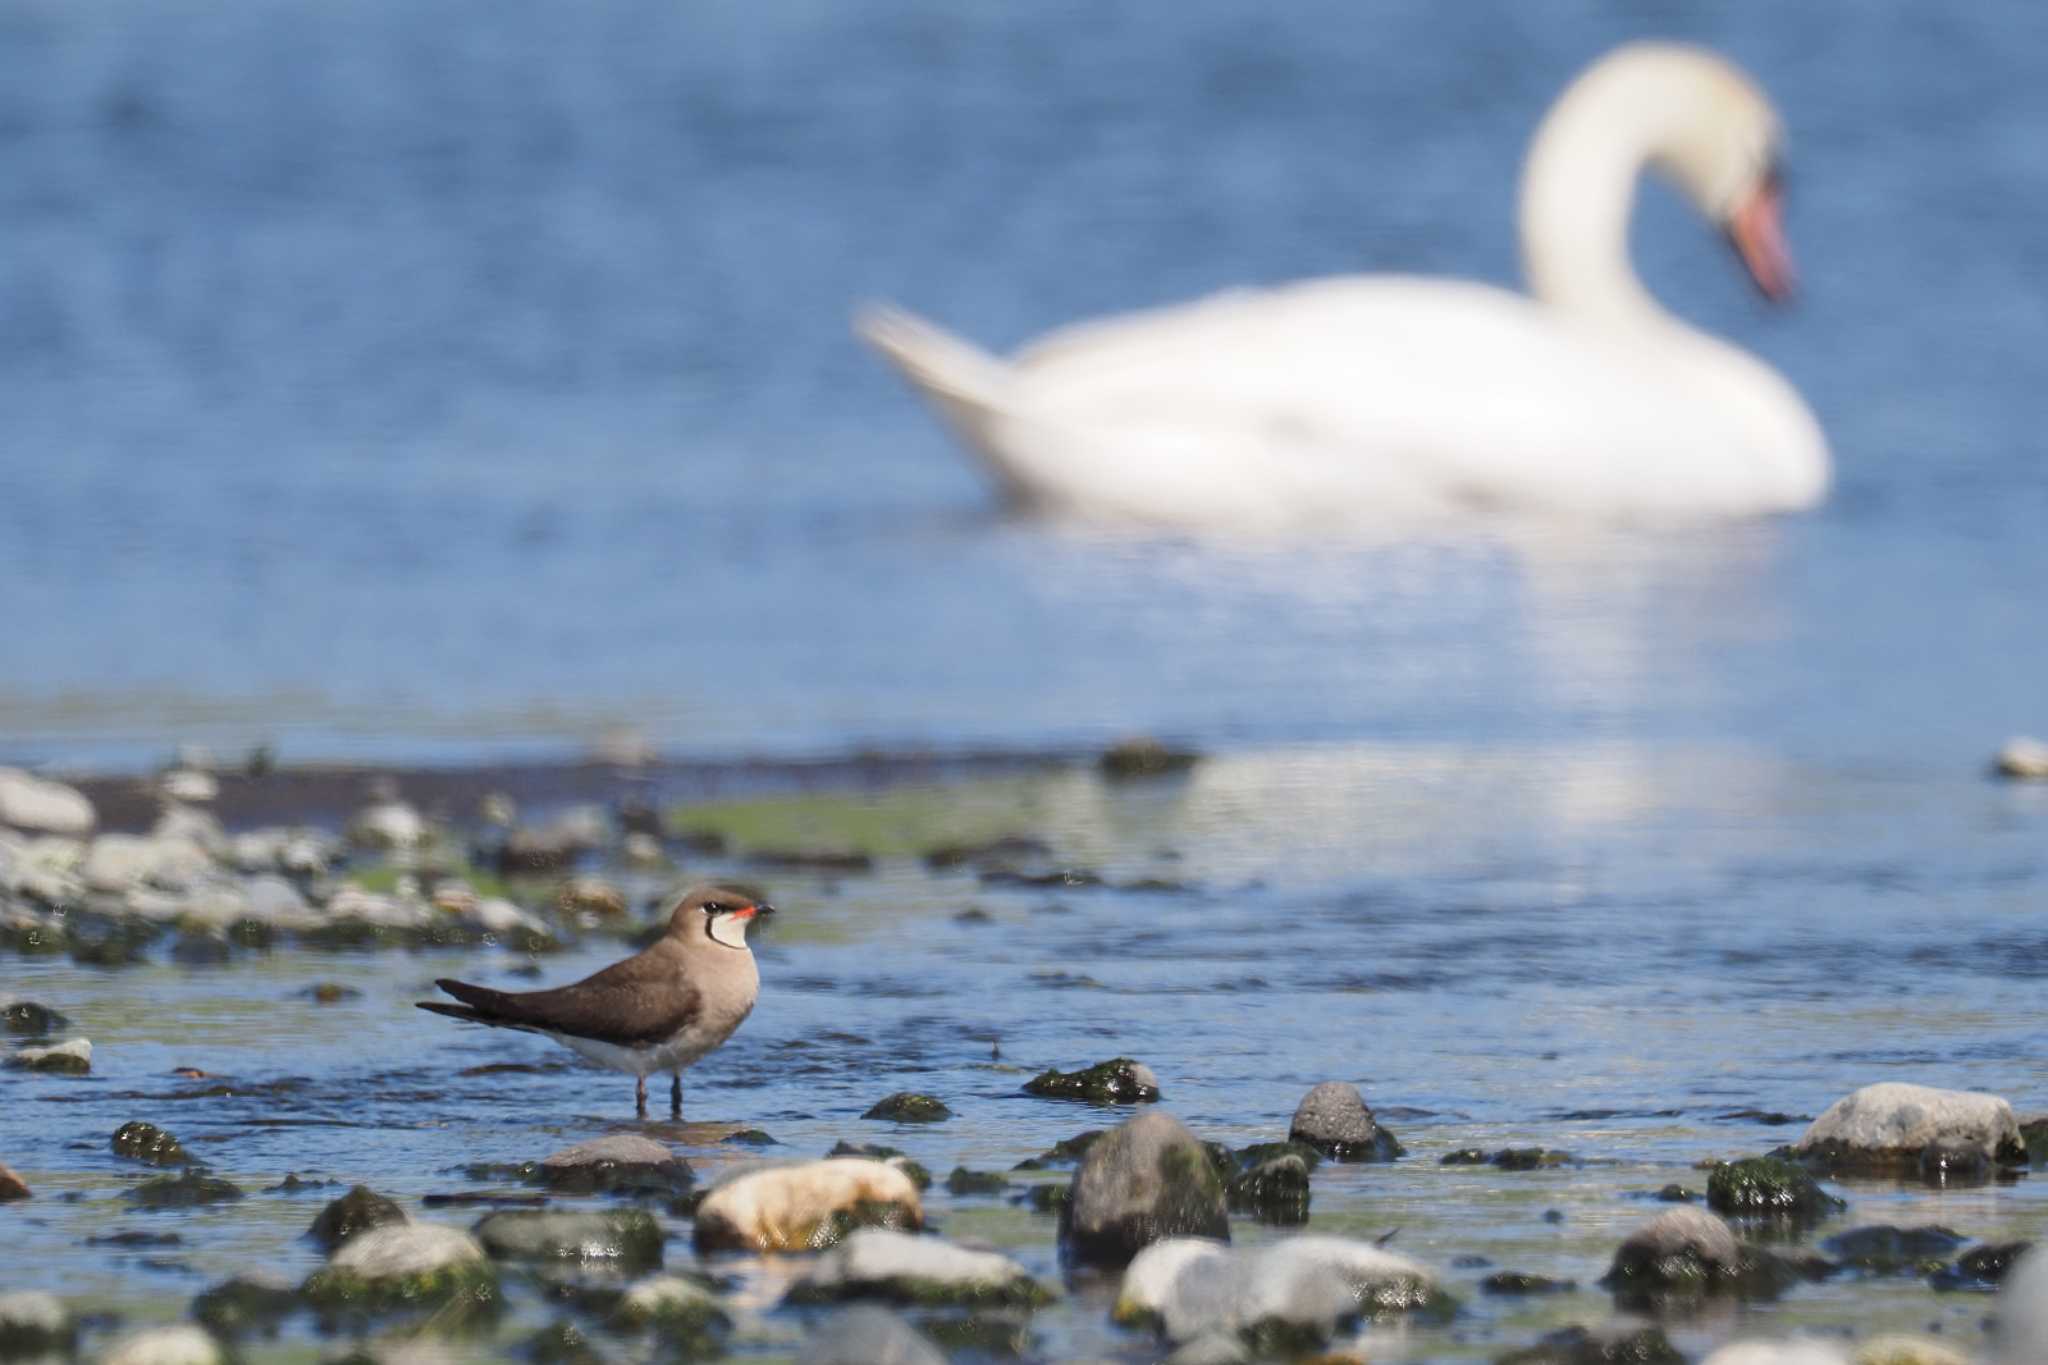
left=1729, top=180, right=1794, bottom=303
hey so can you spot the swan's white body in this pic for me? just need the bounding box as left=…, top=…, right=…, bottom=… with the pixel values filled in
left=860, top=44, right=1829, bottom=530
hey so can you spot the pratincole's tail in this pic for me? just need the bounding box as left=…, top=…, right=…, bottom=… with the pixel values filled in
left=417, top=979, right=529, bottom=1033
left=855, top=303, right=1039, bottom=498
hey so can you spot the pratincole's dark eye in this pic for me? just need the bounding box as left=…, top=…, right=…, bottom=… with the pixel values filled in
left=703, top=901, right=729, bottom=915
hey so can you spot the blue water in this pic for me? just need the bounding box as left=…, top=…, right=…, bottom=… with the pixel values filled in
left=1, top=0, right=2044, bottom=768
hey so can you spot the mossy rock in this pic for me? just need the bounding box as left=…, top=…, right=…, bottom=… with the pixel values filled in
left=473, top=1209, right=664, bottom=1270
left=828, top=1141, right=903, bottom=1160
left=1011, top=1130, right=1103, bottom=1170
left=892, top=1159, right=932, bottom=1192
left=301, top=1260, right=501, bottom=1330
left=1481, top=1271, right=1577, bottom=1295
left=945, top=1168, right=1011, bottom=1197
left=524, top=1318, right=608, bottom=1365
left=1, top=1002, right=69, bottom=1034
left=920, top=1314, right=1035, bottom=1357
left=862, top=1092, right=951, bottom=1123
left=112, top=1121, right=191, bottom=1167
left=9, top=1043, right=91, bottom=1075
left=1927, top=1238, right=2033, bottom=1290
left=1497, top=1325, right=1685, bottom=1363
left=1225, top=1154, right=1310, bottom=1225
left=1023, top=1057, right=1160, bottom=1104
left=1706, top=1157, right=1845, bottom=1223
left=1018, top=1184, right=1069, bottom=1215
left=191, top=1274, right=302, bottom=1339
left=125, top=1170, right=244, bottom=1208
left=1234, top=1140, right=1322, bottom=1172
left=308, top=1185, right=407, bottom=1250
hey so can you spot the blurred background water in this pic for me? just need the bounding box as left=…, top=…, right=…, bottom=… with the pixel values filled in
left=1, top=0, right=2044, bottom=771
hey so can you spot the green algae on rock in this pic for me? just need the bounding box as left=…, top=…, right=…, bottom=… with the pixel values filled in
left=862, top=1092, right=952, bottom=1122
left=1023, top=1057, right=1161, bottom=1104
left=301, top=1223, right=501, bottom=1332
left=111, top=1121, right=192, bottom=1167
left=190, top=1272, right=302, bottom=1339
left=1706, top=1157, right=1846, bottom=1224
left=1224, top=1153, right=1311, bottom=1225
left=472, top=1208, right=663, bottom=1270
left=7, top=1038, right=91, bottom=1074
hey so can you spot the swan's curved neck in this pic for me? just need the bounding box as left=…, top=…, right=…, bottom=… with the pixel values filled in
left=1517, top=59, right=1686, bottom=332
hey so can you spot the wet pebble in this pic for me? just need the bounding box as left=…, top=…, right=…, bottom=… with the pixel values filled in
left=1061, top=1111, right=1228, bottom=1269
left=1287, top=1082, right=1403, bottom=1162
left=783, top=1228, right=1053, bottom=1308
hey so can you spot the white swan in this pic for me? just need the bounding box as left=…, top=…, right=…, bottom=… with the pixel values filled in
left=857, top=43, right=1828, bottom=530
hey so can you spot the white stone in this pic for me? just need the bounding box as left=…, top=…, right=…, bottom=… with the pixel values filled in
left=328, top=1222, right=485, bottom=1278
left=1994, top=736, right=2048, bottom=779
left=346, top=800, right=427, bottom=850
left=326, top=886, right=429, bottom=928
left=0, top=1290, right=67, bottom=1334
left=1115, top=1234, right=1437, bottom=1345
left=0, top=769, right=94, bottom=837
left=82, top=834, right=212, bottom=895
left=789, top=1229, right=1045, bottom=1300
left=11, top=1038, right=92, bottom=1069
left=99, top=1324, right=225, bottom=1365
left=1796, top=1082, right=2021, bottom=1163
left=469, top=897, right=543, bottom=936
left=1701, top=1344, right=1852, bottom=1365
left=1999, top=1245, right=2048, bottom=1365
left=160, top=769, right=218, bottom=804
left=695, top=1159, right=923, bottom=1253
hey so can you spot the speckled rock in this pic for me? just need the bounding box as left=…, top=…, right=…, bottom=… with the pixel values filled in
left=1707, top=1157, right=1844, bottom=1224
left=308, top=1185, right=408, bottom=1250
left=1115, top=1234, right=1449, bottom=1349
left=1603, top=1206, right=1741, bottom=1288
left=0, top=769, right=94, bottom=836
left=1792, top=1082, right=2025, bottom=1177
left=9, top=1038, right=92, bottom=1074
left=112, top=1121, right=191, bottom=1167
left=796, top=1305, right=945, bottom=1365
left=1998, top=1244, right=2048, bottom=1365
left=1023, top=1057, right=1161, bottom=1104
left=473, top=1208, right=662, bottom=1269
left=694, top=1159, right=923, bottom=1253
left=785, top=1229, right=1054, bottom=1308
left=1062, top=1111, right=1229, bottom=1269
left=1699, top=1343, right=1851, bottom=1365
left=99, top=1324, right=227, bottom=1365
left=0, top=1291, right=72, bottom=1354
left=1287, top=1082, right=1403, bottom=1162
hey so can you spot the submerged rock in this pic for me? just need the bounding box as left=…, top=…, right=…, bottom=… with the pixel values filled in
left=308, top=1185, right=408, bottom=1250
left=473, top=1209, right=663, bottom=1269
left=1023, top=1057, right=1161, bottom=1104
left=1820, top=1224, right=1965, bottom=1274
left=1, top=1001, right=69, bottom=1034
left=0, top=1291, right=72, bottom=1355
left=862, top=1092, right=952, bottom=1123
left=0, top=769, right=94, bottom=836
left=1061, top=1111, right=1229, bottom=1269
left=124, top=1170, right=244, bottom=1208
left=694, top=1158, right=923, bottom=1253
left=785, top=1228, right=1054, bottom=1308
left=1929, top=1238, right=2033, bottom=1290
left=99, top=1324, right=227, bottom=1365
left=190, top=1271, right=301, bottom=1339
left=112, top=1121, right=192, bottom=1167
left=796, top=1305, right=945, bottom=1365
left=1115, top=1234, right=1450, bottom=1351
left=1480, top=1271, right=1576, bottom=1295
left=1998, top=1245, right=2048, bottom=1364
left=1012, top=1129, right=1103, bottom=1170
left=944, top=1167, right=1010, bottom=1196
left=1497, top=1325, right=1684, bottom=1364
left=1706, top=1157, right=1845, bottom=1225
left=8, top=1038, right=91, bottom=1074
left=1790, top=1082, right=2026, bottom=1178
left=1287, top=1082, right=1403, bottom=1162
left=1099, top=737, right=1201, bottom=780
left=1224, top=1154, right=1311, bottom=1225
left=537, top=1135, right=693, bottom=1197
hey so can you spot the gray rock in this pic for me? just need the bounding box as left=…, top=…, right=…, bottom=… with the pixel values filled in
left=326, top=1222, right=485, bottom=1278
left=796, top=1306, right=945, bottom=1365
left=784, top=1229, right=1054, bottom=1308
left=300, top=1222, right=497, bottom=1320
left=1998, top=1244, right=2048, bottom=1365
left=1115, top=1234, right=1447, bottom=1347
left=309, top=1185, right=408, bottom=1250
left=160, top=769, right=218, bottom=804
left=536, top=1134, right=692, bottom=1196
left=0, top=1290, right=71, bottom=1354
left=112, top=1121, right=191, bottom=1166
left=1060, top=1111, right=1229, bottom=1269
left=99, top=1324, right=227, bottom=1365
left=1608, top=1205, right=1742, bottom=1279
left=473, top=1208, right=663, bottom=1269
left=0, top=768, right=94, bottom=836
left=190, top=1271, right=301, bottom=1339
left=1793, top=1082, right=2026, bottom=1176
left=9, top=1038, right=91, bottom=1074
left=1287, top=1082, right=1403, bottom=1161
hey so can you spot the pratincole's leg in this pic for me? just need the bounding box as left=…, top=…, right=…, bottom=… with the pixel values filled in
left=670, top=1073, right=682, bottom=1119
left=635, top=1076, right=648, bottom=1116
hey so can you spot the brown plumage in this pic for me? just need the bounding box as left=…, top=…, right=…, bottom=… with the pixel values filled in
left=417, top=884, right=773, bottom=1116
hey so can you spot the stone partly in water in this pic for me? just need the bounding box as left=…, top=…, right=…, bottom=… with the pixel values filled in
left=1287, top=1082, right=1403, bottom=1162
left=1114, top=1234, right=1451, bottom=1352
left=0, top=1291, right=73, bottom=1356
left=1481, top=1271, right=1577, bottom=1295
left=1928, top=1239, right=2034, bottom=1291
left=1601, top=1207, right=1808, bottom=1307
left=1819, top=1224, right=1965, bottom=1275
left=0, top=768, right=95, bottom=836
left=945, top=1167, right=1011, bottom=1197
left=796, top=1305, right=946, bottom=1365
left=300, top=1222, right=499, bottom=1323
left=190, top=1271, right=302, bottom=1339
left=1698, top=1343, right=1852, bottom=1365
left=124, top=1170, right=245, bottom=1209
left=613, top=1273, right=731, bottom=1339
left=112, top=1121, right=192, bottom=1167
left=1496, top=1325, right=1685, bottom=1364
left=0, top=1001, right=69, bottom=1034
left=1790, top=1082, right=2026, bottom=1179
left=1098, top=737, right=1201, bottom=780
left=694, top=1159, right=924, bottom=1254
left=98, top=1324, right=228, bottom=1365
left=8, top=1038, right=91, bottom=1074
left=861, top=1092, right=953, bottom=1123
left=536, top=1135, right=694, bottom=1197
left=1998, top=1245, right=2048, bottom=1365
left=784, top=1228, right=1055, bottom=1309
left=1224, top=1154, right=1311, bottom=1226
left=307, top=1185, right=409, bottom=1250
left=1023, top=1057, right=1162, bottom=1104
left=1061, top=1111, right=1229, bottom=1270
left=1706, top=1157, right=1846, bottom=1225
left=1992, top=736, right=2048, bottom=779
left=472, top=1209, right=663, bottom=1270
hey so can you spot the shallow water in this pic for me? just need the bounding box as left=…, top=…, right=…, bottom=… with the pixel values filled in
left=3, top=750, right=2044, bottom=1359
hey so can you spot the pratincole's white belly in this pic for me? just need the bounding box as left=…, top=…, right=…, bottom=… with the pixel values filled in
left=548, top=1018, right=738, bottom=1078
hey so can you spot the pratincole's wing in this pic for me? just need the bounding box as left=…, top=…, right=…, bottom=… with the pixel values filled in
left=416, top=941, right=700, bottom=1047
